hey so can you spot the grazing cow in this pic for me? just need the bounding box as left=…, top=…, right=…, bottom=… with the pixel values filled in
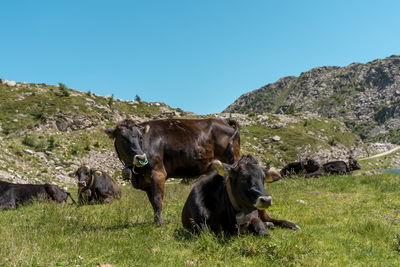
left=105, top=118, right=240, bottom=225
left=306, top=157, right=361, bottom=177
left=0, top=181, right=75, bottom=210
left=182, top=155, right=299, bottom=236
left=75, top=165, right=121, bottom=204
left=280, top=157, right=321, bottom=177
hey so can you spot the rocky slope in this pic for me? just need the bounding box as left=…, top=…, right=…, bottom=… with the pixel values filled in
left=224, top=55, right=400, bottom=142
left=0, top=79, right=396, bottom=186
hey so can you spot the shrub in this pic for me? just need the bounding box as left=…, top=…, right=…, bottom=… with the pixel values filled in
left=47, top=136, right=56, bottom=151
left=108, top=94, right=114, bottom=107
left=135, top=94, right=142, bottom=102
left=22, top=133, right=48, bottom=151
left=328, top=137, right=337, bottom=146
left=285, top=104, right=296, bottom=115
left=58, top=83, right=70, bottom=97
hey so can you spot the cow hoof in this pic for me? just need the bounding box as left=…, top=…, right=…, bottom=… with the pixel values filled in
left=292, top=224, right=301, bottom=230
left=154, top=216, right=164, bottom=227
left=265, top=222, right=275, bottom=229
left=258, top=230, right=270, bottom=237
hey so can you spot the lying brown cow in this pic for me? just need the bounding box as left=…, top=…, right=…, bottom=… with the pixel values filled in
left=182, top=155, right=299, bottom=236
left=0, top=180, right=75, bottom=209
left=75, top=165, right=121, bottom=204
left=105, top=118, right=241, bottom=225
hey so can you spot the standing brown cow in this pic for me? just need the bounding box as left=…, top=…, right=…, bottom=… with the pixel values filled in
left=105, top=118, right=240, bottom=225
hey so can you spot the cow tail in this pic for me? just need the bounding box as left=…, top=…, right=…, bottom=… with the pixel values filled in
left=225, top=118, right=240, bottom=164
left=67, top=192, right=77, bottom=205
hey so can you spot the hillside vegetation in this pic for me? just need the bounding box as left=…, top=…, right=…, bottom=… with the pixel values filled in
left=1, top=79, right=400, bottom=266
left=225, top=55, right=400, bottom=142
left=0, top=81, right=382, bottom=186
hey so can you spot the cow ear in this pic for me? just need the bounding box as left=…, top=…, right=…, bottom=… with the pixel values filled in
left=211, top=160, right=230, bottom=177
left=140, top=125, right=150, bottom=136
left=264, top=167, right=281, bottom=183
left=105, top=128, right=116, bottom=139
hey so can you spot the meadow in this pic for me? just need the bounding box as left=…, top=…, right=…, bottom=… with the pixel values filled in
left=1, top=173, right=400, bottom=266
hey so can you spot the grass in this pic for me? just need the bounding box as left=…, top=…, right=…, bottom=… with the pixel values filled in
left=1, top=173, right=400, bottom=266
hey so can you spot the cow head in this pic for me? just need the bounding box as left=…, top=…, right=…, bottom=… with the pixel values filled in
left=348, top=157, right=361, bottom=171
left=45, top=185, right=69, bottom=203
left=212, top=155, right=272, bottom=214
left=303, top=157, right=321, bottom=173
left=75, top=165, right=101, bottom=189
left=105, top=120, right=149, bottom=169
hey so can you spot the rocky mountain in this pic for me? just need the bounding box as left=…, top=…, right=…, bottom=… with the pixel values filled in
left=224, top=55, right=400, bottom=142
left=0, top=79, right=397, bottom=186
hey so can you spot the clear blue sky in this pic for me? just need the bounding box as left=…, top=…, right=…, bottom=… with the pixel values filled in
left=1, top=1, right=399, bottom=114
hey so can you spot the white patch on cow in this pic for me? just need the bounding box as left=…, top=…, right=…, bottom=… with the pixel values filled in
left=254, top=196, right=272, bottom=209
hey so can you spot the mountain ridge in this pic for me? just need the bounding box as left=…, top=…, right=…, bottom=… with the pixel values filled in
left=224, top=55, right=400, bottom=143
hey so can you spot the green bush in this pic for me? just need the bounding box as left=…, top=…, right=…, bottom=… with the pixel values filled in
left=58, top=83, right=70, bottom=97
left=22, top=133, right=48, bottom=151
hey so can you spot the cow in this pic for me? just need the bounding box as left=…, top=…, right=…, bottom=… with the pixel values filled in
left=280, top=157, right=321, bottom=177
left=105, top=118, right=241, bottom=225
left=306, top=156, right=361, bottom=177
left=181, top=155, right=299, bottom=236
left=75, top=165, right=121, bottom=204
left=0, top=180, right=76, bottom=210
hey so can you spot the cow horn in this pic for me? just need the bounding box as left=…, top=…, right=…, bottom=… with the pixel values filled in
left=93, top=171, right=102, bottom=177
left=144, top=125, right=150, bottom=134
left=211, top=160, right=227, bottom=177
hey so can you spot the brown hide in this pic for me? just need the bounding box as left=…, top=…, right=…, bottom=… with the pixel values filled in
left=107, top=118, right=240, bottom=224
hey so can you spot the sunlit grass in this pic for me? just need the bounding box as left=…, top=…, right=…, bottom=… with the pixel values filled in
left=1, top=173, right=400, bottom=266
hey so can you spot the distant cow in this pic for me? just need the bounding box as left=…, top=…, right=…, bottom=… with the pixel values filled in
left=105, top=118, right=241, bottom=225
left=280, top=157, right=321, bottom=177
left=75, top=165, right=121, bottom=204
left=306, top=157, right=361, bottom=177
left=182, top=155, right=299, bottom=236
left=0, top=181, right=75, bottom=210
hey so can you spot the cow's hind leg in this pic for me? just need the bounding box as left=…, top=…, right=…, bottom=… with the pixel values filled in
left=258, top=210, right=300, bottom=230
left=148, top=169, right=167, bottom=226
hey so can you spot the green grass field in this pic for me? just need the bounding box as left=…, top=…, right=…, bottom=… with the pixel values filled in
left=1, top=173, right=400, bottom=266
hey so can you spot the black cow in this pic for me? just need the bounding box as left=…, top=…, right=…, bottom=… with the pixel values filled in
left=0, top=181, right=75, bottom=210
left=280, top=157, right=321, bottom=177
left=75, top=165, right=121, bottom=204
left=306, top=157, right=361, bottom=177
left=105, top=118, right=241, bottom=225
left=182, top=155, right=299, bottom=236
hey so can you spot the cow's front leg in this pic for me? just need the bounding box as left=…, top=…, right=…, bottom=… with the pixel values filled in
left=258, top=210, right=300, bottom=230
left=148, top=170, right=167, bottom=226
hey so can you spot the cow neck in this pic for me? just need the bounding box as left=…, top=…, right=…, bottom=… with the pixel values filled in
left=225, top=175, right=241, bottom=212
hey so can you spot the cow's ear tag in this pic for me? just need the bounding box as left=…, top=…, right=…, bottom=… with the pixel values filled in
left=212, top=160, right=227, bottom=177
left=93, top=171, right=102, bottom=177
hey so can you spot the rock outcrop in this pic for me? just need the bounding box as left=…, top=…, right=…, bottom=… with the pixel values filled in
left=224, top=55, right=400, bottom=142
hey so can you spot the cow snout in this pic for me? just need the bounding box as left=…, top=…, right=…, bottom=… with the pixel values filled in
left=255, top=196, right=272, bottom=209
left=78, top=181, right=86, bottom=187
left=134, top=154, right=148, bottom=167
